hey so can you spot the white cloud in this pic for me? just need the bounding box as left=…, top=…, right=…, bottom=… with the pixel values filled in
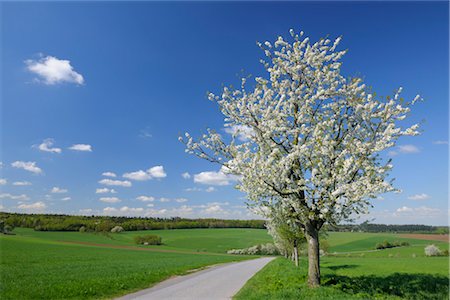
left=159, top=197, right=171, bottom=203
left=12, top=181, right=32, bottom=186
left=95, top=188, right=117, bottom=194
left=123, top=170, right=151, bottom=181
left=181, top=172, right=191, bottom=179
left=396, top=206, right=413, bottom=213
left=123, top=165, right=167, bottom=181
left=25, top=55, right=84, bottom=85
left=98, top=179, right=132, bottom=187
left=139, top=128, right=152, bottom=139
left=136, top=195, right=155, bottom=202
left=68, top=144, right=92, bottom=152
left=11, top=161, right=42, bottom=174
left=37, top=138, right=62, bottom=153
left=146, top=203, right=154, bottom=207
left=61, top=197, right=71, bottom=201
left=224, top=125, right=254, bottom=141
left=103, top=207, right=117, bottom=213
left=147, top=166, right=167, bottom=178
left=99, top=197, right=121, bottom=203
left=206, top=187, right=216, bottom=193
left=0, top=204, right=4, bottom=210
left=119, top=206, right=144, bottom=213
left=408, top=193, right=431, bottom=201
left=389, top=144, right=420, bottom=156
left=175, top=198, right=188, bottom=203
left=18, top=201, right=46, bottom=211
left=79, top=208, right=93, bottom=214
left=51, top=187, right=68, bottom=194
left=102, top=172, right=117, bottom=178
left=194, top=167, right=239, bottom=186
left=0, top=179, right=6, bottom=185
left=433, top=140, right=448, bottom=145
left=103, top=206, right=144, bottom=216
left=0, top=193, right=30, bottom=201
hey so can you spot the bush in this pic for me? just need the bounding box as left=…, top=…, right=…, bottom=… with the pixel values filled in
left=227, top=243, right=279, bottom=255
left=375, top=240, right=410, bottom=250
left=134, top=235, right=162, bottom=245
left=110, top=226, right=124, bottom=233
left=425, top=244, right=442, bottom=257
left=79, top=226, right=86, bottom=232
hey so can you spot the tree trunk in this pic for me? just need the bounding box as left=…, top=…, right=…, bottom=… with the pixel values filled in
left=305, top=223, right=320, bottom=287
left=293, top=244, right=299, bottom=267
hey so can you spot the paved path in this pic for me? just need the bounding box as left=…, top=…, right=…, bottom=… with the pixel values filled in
left=116, top=257, right=275, bottom=300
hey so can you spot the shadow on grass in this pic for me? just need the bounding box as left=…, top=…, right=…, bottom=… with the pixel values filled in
left=323, top=273, right=449, bottom=300
left=325, top=264, right=358, bottom=271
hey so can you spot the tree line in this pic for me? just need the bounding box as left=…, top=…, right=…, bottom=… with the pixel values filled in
left=0, top=212, right=265, bottom=232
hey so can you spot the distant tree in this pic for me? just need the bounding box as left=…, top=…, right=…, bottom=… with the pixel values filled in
left=182, top=29, right=420, bottom=286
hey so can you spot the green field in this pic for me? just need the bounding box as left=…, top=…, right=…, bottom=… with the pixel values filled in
left=0, top=228, right=270, bottom=299
left=1, top=228, right=449, bottom=299
left=236, top=232, right=449, bottom=300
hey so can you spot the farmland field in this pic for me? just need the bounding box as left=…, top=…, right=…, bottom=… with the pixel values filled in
left=0, top=228, right=269, bottom=299
left=1, top=228, right=449, bottom=299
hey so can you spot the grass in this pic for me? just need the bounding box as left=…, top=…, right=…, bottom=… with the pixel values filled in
left=11, top=227, right=273, bottom=253
left=2, top=228, right=449, bottom=299
left=235, top=257, right=449, bottom=300
left=235, top=233, right=450, bottom=300
left=0, top=228, right=270, bottom=299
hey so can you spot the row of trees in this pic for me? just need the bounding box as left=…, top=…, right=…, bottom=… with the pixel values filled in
left=327, top=222, right=449, bottom=234
left=0, top=212, right=265, bottom=232
left=182, top=29, right=420, bottom=286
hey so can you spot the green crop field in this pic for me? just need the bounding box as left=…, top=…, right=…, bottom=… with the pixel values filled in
left=1, top=228, right=449, bottom=299
left=236, top=232, right=449, bottom=300
left=0, top=228, right=270, bottom=299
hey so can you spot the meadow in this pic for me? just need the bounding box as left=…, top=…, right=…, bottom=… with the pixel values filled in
left=0, top=228, right=270, bottom=299
left=0, top=228, right=448, bottom=299
left=236, top=232, right=449, bottom=300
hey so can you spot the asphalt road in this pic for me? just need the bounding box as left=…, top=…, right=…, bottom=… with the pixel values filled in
left=116, top=257, right=275, bottom=300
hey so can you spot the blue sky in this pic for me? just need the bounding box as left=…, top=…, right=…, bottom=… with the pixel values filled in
left=0, top=1, right=448, bottom=225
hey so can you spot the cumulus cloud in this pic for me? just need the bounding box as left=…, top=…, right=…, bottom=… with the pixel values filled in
left=123, top=170, right=151, bottom=181
left=61, top=197, right=71, bottom=201
left=0, top=179, right=6, bottom=185
left=205, top=187, right=216, bottom=193
left=136, top=195, right=155, bottom=202
left=148, top=166, right=167, bottom=178
left=389, top=144, right=420, bottom=156
left=51, top=187, right=68, bottom=194
left=11, top=161, right=42, bottom=174
left=18, top=201, right=46, bottom=211
left=408, top=193, right=431, bottom=201
left=99, top=197, right=121, bottom=203
left=25, top=55, right=84, bottom=85
left=185, top=186, right=216, bottom=193
left=123, top=165, right=167, bottom=181
left=68, top=144, right=92, bottom=152
left=37, top=139, right=62, bottom=153
left=396, top=206, right=413, bottom=213
left=224, top=125, right=254, bottom=141
left=102, top=172, right=117, bottom=178
left=95, top=188, right=117, bottom=194
left=175, top=198, right=188, bottom=203
left=12, top=181, right=32, bottom=186
left=194, top=167, right=239, bottom=186
left=181, top=172, right=191, bottom=179
left=159, top=197, right=171, bottom=203
left=98, top=179, right=132, bottom=187
left=103, top=206, right=144, bottom=216
left=0, top=193, right=30, bottom=201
